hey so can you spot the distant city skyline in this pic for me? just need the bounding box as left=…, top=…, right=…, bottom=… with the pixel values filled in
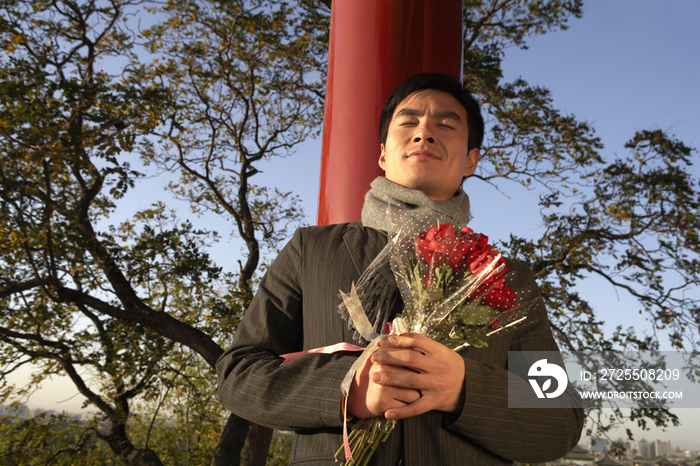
left=0, top=402, right=97, bottom=423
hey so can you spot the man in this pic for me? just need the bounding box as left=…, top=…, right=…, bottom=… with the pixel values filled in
left=217, top=73, right=583, bottom=465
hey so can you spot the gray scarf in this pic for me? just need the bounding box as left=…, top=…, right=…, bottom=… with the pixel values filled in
left=361, top=177, right=471, bottom=231
left=339, top=177, right=471, bottom=344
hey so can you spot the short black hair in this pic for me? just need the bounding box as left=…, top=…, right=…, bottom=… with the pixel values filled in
left=378, top=72, right=484, bottom=152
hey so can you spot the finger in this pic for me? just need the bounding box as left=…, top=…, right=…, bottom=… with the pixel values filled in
left=371, top=364, right=424, bottom=391
left=384, top=333, right=450, bottom=351
left=371, top=346, right=429, bottom=373
left=384, top=395, right=432, bottom=420
left=366, top=365, right=422, bottom=407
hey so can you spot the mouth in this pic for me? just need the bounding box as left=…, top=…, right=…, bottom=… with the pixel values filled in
left=407, top=149, right=440, bottom=160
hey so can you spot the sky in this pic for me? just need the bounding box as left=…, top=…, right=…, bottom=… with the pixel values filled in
left=10, top=0, right=700, bottom=453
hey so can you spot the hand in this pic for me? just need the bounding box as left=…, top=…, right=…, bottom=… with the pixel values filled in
left=347, top=334, right=465, bottom=420
left=347, top=343, right=422, bottom=419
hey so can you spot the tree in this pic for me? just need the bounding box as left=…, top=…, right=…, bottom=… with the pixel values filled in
left=459, top=0, right=699, bottom=446
left=505, top=129, right=698, bottom=449
left=0, top=0, right=326, bottom=464
left=1, top=0, right=697, bottom=463
left=0, top=412, right=118, bottom=465
left=137, top=0, right=326, bottom=303
left=135, top=0, right=328, bottom=463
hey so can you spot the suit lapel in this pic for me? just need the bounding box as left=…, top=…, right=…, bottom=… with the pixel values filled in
left=342, top=221, right=387, bottom=278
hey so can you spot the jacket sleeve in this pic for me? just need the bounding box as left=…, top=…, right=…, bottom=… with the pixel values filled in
left=447, top=259, right=584, bottom=462
left=216, top=227, right=354, bottom=431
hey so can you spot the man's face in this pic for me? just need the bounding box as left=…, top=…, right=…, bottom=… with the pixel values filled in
left=379, top=89, right=478, bottom=200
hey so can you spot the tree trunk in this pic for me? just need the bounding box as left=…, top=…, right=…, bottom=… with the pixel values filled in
left=104, top=424, right=165, bottom=466
left=120, top=448, right=165, bottom=466
left=211, top=413, right=250, bottom=466
left=241, top=423, right=274, bottom=466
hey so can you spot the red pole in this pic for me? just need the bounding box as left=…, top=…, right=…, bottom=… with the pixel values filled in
left=317, top=0, right=463, bottom=225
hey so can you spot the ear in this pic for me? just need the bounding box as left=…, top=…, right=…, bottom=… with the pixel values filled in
left=463, top=148, right=479, bottom=177
left=378, top=143, right=387, bottom=171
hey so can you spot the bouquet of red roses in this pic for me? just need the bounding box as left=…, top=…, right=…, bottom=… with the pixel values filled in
left=336, top=218, right=530, bottom=465
left=395, top=223, right=525, bottom=350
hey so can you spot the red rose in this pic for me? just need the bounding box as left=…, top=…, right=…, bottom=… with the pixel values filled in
left=415, top=224, right=472, bottom=273
left=414, top=223, right=517, bottom=311
left=482, top=281, right=517, bottom=311
left=468, top=258, right=515, bottom=311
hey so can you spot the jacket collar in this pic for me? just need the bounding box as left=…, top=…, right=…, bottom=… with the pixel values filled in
left=342, top=221, right=388, bottom=278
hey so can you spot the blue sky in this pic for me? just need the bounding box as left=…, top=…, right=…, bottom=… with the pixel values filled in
left=15, top=0, right=700, bottom=452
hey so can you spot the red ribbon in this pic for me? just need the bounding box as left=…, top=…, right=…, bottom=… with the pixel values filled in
left=279, top=342, right=364, bottom=366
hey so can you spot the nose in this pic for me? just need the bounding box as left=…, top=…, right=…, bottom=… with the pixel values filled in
left=412, top=122, right=435, bottom=144
left=412, top=135, right=435, bottom=144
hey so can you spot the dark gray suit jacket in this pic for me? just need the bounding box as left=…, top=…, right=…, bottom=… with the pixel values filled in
left=216, top=221, right=583, bottom=465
